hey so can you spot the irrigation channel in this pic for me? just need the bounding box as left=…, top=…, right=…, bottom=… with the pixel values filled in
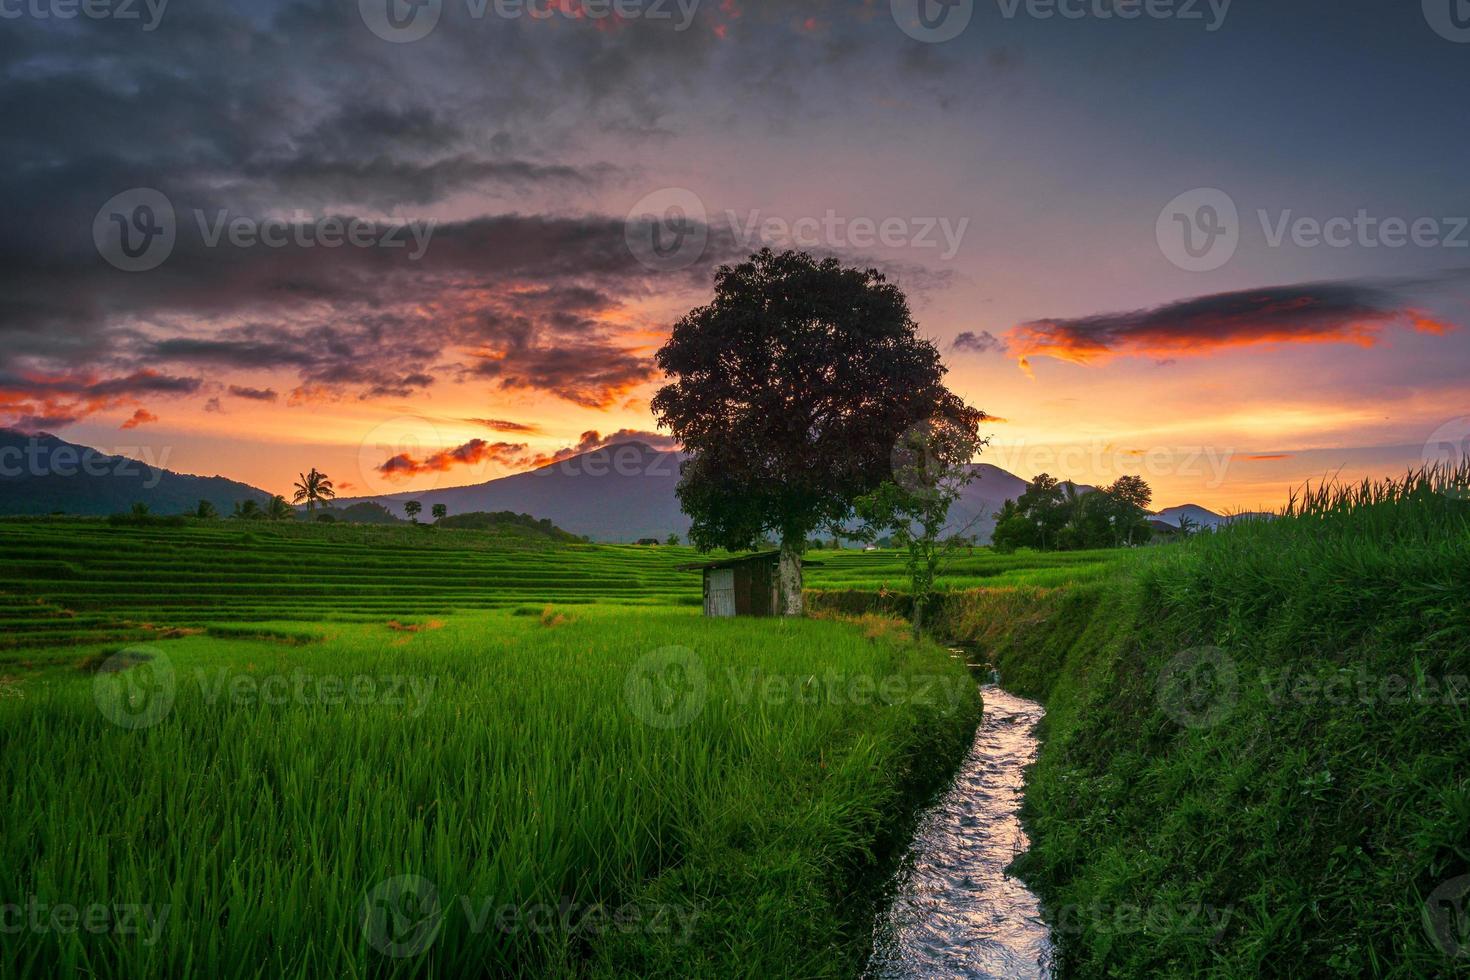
left=867, top=676, right=1055, bottom=979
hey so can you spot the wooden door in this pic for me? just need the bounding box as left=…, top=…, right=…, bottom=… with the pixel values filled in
left=706, top=568, right=736, bottom=617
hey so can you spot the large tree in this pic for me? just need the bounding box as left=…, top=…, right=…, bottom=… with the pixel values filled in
left=652, top=249, right=983, bottom=615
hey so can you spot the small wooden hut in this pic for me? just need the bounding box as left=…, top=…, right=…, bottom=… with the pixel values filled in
left=673, top=552, right=783, bottom=617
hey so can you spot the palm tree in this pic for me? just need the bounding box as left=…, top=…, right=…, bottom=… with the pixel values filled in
left=265, top=495, right=293, bottom=521
left=292, top=468, right=336, bottom=515
left=195, top=499, right=218, bottom=519
left=233, top=499, right=263, bottom=520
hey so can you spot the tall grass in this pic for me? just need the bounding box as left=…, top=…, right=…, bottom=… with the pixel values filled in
left=941, top=464, right=1470, bottom=976
left=0, top=607, right=979, bottom=977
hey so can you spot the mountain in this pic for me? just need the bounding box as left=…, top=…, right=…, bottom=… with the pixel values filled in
left=2, top=430, right=1233, bottom=542
left=0, top=429, right=271, bottom=516
left=340, top=444, right=1094, bottom=544
left=946, top=463, right=1072, bottom=543
left=335, top=441, right=688, bottom=542
left=1151, top=503, right=1228, bottom=528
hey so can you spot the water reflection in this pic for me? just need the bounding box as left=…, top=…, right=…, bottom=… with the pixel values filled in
left=867, top=685, right=1054, bottom=979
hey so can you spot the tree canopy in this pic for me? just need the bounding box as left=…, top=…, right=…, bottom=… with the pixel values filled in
left=992, top=474, right=1155, bottom=551
left=653, top=249, right=982, bottom=614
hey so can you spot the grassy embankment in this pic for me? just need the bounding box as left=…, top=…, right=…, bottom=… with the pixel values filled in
left=935, top=469, right=1470, bottom=976
left=0, top=518, right=982, bottom=977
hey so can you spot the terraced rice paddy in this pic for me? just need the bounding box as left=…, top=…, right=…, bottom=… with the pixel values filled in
left=0, top=520, right=701, bottom=650
left=806, top=547, right=1123, bottom=591
left=0, top=519, right=1122, bottom=652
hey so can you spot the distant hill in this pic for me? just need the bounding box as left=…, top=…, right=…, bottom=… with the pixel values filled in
left=312, top=501, right=403, bottom=525
left=339, top=443, right=1100, bottom=544
left=1152, top=503, right=1228, bottom=529
left=2, top=430, right=1232, bottom=542
left=335, top=442, right=689, bottom=542
left=435, top=510, right=583, bottom=542
left=0, top=429, right=270, bottom=516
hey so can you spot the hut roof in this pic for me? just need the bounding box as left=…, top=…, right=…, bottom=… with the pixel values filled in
left=674, top=551, right=825, bottom=571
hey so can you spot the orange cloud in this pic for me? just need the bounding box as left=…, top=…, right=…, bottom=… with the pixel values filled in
left=377, top=439, right=530, bottom=479
left=120, top=408, right=159, bottom=429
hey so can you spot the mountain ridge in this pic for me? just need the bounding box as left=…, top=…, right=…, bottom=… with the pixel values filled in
left=1, top=430, right=1231, bottom=540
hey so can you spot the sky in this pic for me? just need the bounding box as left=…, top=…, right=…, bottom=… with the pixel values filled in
left=2, top=0, right=1468, bottom=510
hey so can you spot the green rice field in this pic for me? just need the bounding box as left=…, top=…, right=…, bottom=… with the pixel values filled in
left=0, top=518, right=1122, bottom=652
left=0, top=517, right=1013, bottom=977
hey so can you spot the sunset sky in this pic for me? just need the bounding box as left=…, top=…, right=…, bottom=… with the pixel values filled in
left=4, top=0, right=1469, bottom=510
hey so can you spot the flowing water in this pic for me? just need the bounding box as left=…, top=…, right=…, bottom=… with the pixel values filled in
left=867, top=683, right=1054, bottom=979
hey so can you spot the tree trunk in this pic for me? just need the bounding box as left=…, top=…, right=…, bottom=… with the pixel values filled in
left=911, top=595, right=924, bottom=639
left=777, top=540, right=804, bottom=617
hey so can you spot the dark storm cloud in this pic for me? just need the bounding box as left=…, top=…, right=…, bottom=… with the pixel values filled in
left=0, top=370, right=202, bottom=433
left=468, top=342, right=656, bottom=409
left=0, top=0, right=949, bottom=428
left=1007, top=278, right=1460, bottom=364
left=465, top=418, right=541, bottom=433
left=228, top=386, right=281, bottom=402
left=952, top=330, right=1004, bottom=354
